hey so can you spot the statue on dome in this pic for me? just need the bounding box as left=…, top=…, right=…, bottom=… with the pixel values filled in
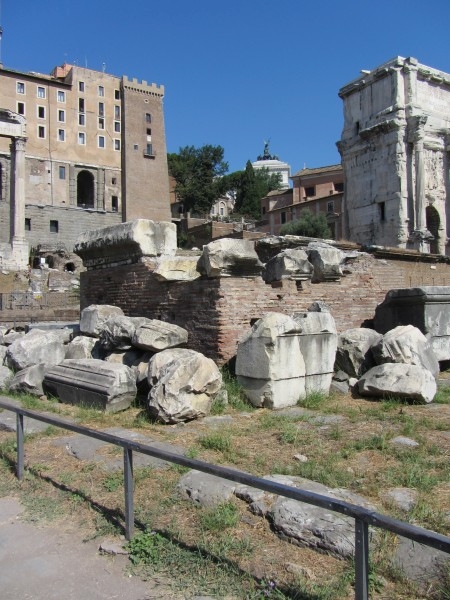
left=257, top=140, right=279, bottom=161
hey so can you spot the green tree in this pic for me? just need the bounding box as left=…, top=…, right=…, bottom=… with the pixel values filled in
left=280, top=209, right=332, bottom=238
left=167, top=145, right=228, bottom=215
left=222, top=161, right=281, bottom=219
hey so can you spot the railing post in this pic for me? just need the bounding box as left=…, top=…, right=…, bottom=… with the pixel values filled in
left=354, top=518, right=369, bottom=600
left=16, top=413, right=24, bottom=480
left=123, top=447, right=134, bottom=541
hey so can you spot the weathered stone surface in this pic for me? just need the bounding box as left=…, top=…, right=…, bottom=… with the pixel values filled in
left=198, top=238, right=263, bottom=277
left=236, top=313, right=305, bottom=408
left=65, top=336, right=102, bottom=360
left=153, top=255, right=201, bottom=281
left=374, top=287, right=450, bottom=361
left=104, top=348, right=144, bottom=368
left=380, top=487, right=418, bottom=512
left=44, top=359, right=137, bottom=413
left=6, top=329, right=66, bottom=371
left=371, top=325, right=440, bottom=378
left=0, top=365, right=13, bottom=389
left=266, top=475, right=376, bottom=558
left=392, top=537, right=449, bottom=593
left=262, top=249, right=313, bottom=283
left=0, top=345, right=7, bottom=365
left=307, top=242, right=345, bottom=282
left=8, top=364, right=46, bottom=396
left=292, top=310, right=337, bottom=395
left=177, top=470, right=237, bottom=507
left=74, top=220, right=177, bottom=267
left=1, top=330, right=25, bottom=346
left=147, top=349, right=222, bottom=423
left=79, top=305, right=124, bottom=338
left=132, top=320, right=188, bottom=352
left=358, top=363, right=437, bottom=403
left=335, top=328, right=382, bottom=378
left=99, top=315, right=147, bottom=351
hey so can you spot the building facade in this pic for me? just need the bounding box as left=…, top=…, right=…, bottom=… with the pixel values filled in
left=260, top=164, right=344, bottom=238
left=338, top=56, right=450, bottom=255
left=0, top=62, right=170, bottom=266
left=252, top=142, right=291, bottom=189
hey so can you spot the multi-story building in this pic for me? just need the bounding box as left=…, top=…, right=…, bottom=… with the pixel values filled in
left=260, top=164, right=344, bottom=238
left=338, top=56, right=450, bottom=255
left=0, top=62, right=170, bottom=267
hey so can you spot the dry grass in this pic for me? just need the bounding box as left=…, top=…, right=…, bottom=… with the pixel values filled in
left=0, top=382, right=448, bottom=599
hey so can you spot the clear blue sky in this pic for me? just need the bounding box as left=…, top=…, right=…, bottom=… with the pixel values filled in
left=2, top=0, right=449, bottom=175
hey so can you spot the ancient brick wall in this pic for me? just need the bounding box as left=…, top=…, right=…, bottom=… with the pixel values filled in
left=80, top=254, right=450, bottom=365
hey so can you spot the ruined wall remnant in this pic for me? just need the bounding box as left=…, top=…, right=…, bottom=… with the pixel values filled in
left=77, top=222, right=450, bottom=365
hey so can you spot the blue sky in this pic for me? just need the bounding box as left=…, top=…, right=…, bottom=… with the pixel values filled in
left=2, top=0, right=450, bottom=175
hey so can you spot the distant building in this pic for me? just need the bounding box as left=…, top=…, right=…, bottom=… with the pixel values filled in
left=260, top=164, right=344, bottom=238
left=0, top=62, right=170, bottom=267
left=338, top=56, right=450, bottom=255
left=252, top=142, right=290, bottom=189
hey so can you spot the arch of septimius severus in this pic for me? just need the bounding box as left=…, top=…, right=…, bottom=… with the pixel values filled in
left=0, top=109, right=29, bottom=269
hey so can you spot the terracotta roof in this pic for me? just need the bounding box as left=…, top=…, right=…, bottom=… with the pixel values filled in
left=291, top=164, right=342, bottom=178
left=265, top=188, right=292, bottom=198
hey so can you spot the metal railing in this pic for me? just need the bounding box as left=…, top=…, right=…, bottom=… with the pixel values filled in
left=0, top=398, right=448, bottom=600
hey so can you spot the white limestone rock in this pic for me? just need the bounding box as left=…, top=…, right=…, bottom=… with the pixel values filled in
left=99, top=315, right=147, bottom=351
left=6, top=329, right=66, bottom=371
left=199, top=238, right=263, bottom=277
left=65, top=336, right=102, bottom=359
left=0, top=365, right=14, bottom=390
left=153, top=256, right=201, bottom=281
left=132, top=320, right=188, bottom=351
left=358, top=363, right=437, bottom=404
left=371, top=325, right=440, bottom=378
left=8, top=364, right=46, bottom=396
left=79, top=304, right=124, bottom=338
left=74, top=219, right=177, bottom=263
left=147, top=348, right=222, bottom=423
left=335, top=328, right=382, bottom=378
left=0, top=345, right=7, bottom=365
left=262, top=249, right=313, bottom=283
left=44, top=359, right=137, bottom=413
left=307, top=242, right=345, bottom=282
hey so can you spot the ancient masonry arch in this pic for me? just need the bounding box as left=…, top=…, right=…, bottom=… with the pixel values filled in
left=0, top=109, right=29, bottom=269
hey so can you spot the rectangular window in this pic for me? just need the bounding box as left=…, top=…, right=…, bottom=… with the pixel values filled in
left=17, top=102, right=25, bottom=115
left=38, top=125, right=45, bottom=139
left=17, top=81, right=25, bottom=94
left=59, top=166, right=66, bottom=180
left=146, top=128, right=151, bottom=136
left=58, top=109, right=65, bottom=122
left=112, top=196, right=118, bottom=212
left=57, top=90, right=66, bottom=102
left=50, top=220, right=59, bottom=233
left=98, top=135, right=105, bottom=148
left=98, top=102, right=104, bottom=117
left=79, top=98, right=85, bottom=112
left=114, top=89, right=120, bottom=100
left=281, top=211, right=286, bottom=224
left=334, top=182, right=344, bottom=193
left=79, top=81, right=85, bottom=92
left=114, top=139, right=121, bottom=151
left=145, top=113, right=151, bottom=123
left=58, top=129, right=65, bottom=142
left=98, top=117, right=104, bottom=129
left=305, top=186, right=315, bottom=198
left=37, top=86, right=46, bottom=99
left=114, top=105, right=120, bottom=119
left=379, top=202, right=386, bottom=222
left=38, top=106, right=45, bottom=119
left=79, top=113, right=85, bottom=126
left=114, top=121, right=120, bottom=133
left=98, top=85, right=104, bottom=97
left=112, top=177, right=117, bottom=185
left=78, top=132, right=86, bottom=145
left=327, top=200, right=334, bottom=213
left=145, top=143, right=153, bottom=156
left=25, top=218, right=31, bottom=231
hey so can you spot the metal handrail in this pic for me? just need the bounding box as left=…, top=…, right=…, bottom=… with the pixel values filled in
left=0, top=398, right=448, bottom=600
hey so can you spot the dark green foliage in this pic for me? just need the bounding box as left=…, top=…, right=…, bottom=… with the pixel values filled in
left=167, top=145, right=228, bottom=215
left=280, top=209, right=332, bottom=238
left=222, top=161, right=281, bottom=219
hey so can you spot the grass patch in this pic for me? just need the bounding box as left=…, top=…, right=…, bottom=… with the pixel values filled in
left=198, top=432, right=232, bottom=453
left=220, top=367, right=254, bottom=412
left=198, top=501, right=240, bottom=532
left=299, top=390, right=329, bottom=410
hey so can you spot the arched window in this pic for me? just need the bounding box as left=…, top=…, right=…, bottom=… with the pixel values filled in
left=426, top=205, right=440, bottom=254
left=77, top=170, right=95, bottom=208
